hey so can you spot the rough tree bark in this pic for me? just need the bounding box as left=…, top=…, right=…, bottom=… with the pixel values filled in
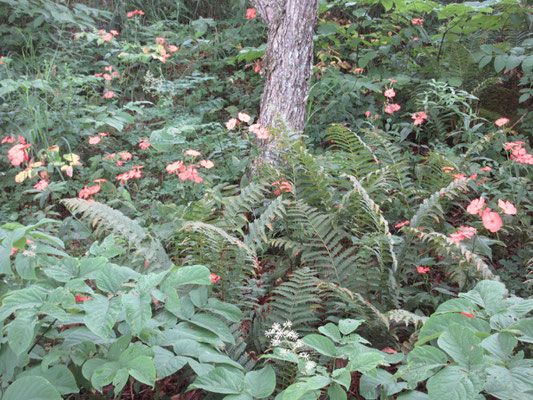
left=251, top=0, right=318, bottom=132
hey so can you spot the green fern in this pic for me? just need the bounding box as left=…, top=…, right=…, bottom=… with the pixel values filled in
left=62, top=198, right=171, bottom=270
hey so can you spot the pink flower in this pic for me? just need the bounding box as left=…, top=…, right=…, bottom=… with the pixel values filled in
left=200, top=159, right=214, bottom=169
left=387, top=79, right=397, bottom=83
left=365, top=111, right=371, bottom=117
left=495, top=118, right=509, bottom=127
left=442, top=166, right=454, bottom=173
left=103, top=73, right=112, bottom=81
left=452, top=173, right=465, bottom=182
left=461, top=312, right=475, bottom=318
left=166, top=161, right=185, bottom=174
left=249, top=123, right=269, bottom=139
left=413, top=37, right=419, bottom=41
left=75, top=295, right=92, bottom=302
left=88, top=136, right=101, bottom=145
left=481, top=208, right=503, bottom=233
left=498, top=200, right=517, bottom=215
left=417, top=266, right=430, bottom=274
left=466, top=198, right=485, bottom=215
left=168, top=45, right=179, bottom=53
left=238, top=112, right=251, bottom=123
left=103, top=153, right=116, bottom=160
left=354, top=67, right=364, bottom=73
left=119, top=152, right=132, bottom=160
left=412, top=111, right=428, bottom=126
left=184, top=149, right=201, bottom=157
left=8, top=143, right=31, bottom=166
left=394, top=220, right=410, bottom=228
left=210, top=273, right=221, bottom=283
left=384, top=88, right=396, bottom=98
left=104, top=66, right=113, bottom=72
left=1, top=136, right=15, bottom=144
left=226, top=118, right=238, bottom=130
left=98, top=132, right=108, bottom=137
left=411, top=18, right=424, bottom=27
left=110, top=30, right=119, bottom=36
left=178, top=165, right=203, bottom=183
left=102, top=33, right=113, bottom=41
left=33, top=180, right=48, bottom=191
left=384, top=103, right=401, bottom=114
left=127, top=11, right=135, bottom=17
left=112, top=71, right=118, bottom=76
left=104, top=91, right=114, bottom=99
left=139, top=138, right=151, bottom=150
left=480, top=166, right=491, bottom=172
left=246, top=8, right=257, bottom=20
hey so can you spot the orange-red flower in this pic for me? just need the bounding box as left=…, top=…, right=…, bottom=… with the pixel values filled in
left=495, top=118, right=509, bottom=127
left=394, top=220, right=410, bottom=228
left=238, top=112, right=251, bottom=123
left=246, top=8, right=257, bottom=19
left=461, top=312, right=475, bottom=318
left=75, top=295, right=92, bottom=302
left=178, top=165, right=203, bottom=183
left=184, top=149, right=201, bottom=157
left=104, top=91, right=114, bottom=99
left=412, top=111, right=428, bottom=126
left=411, top=18, right=424, bottom=27
left=466, top=197, right=485, bottom=215
left=119, top=152, right=132, bottom=160
left=166, top=160, right=185, bottom=174
left=481, top=208, right=503, bottom=233
left=498, top=200, right=516, bottom=215
left=417, top=266, right=430, bottom=274
left=103, top=153, right=116, bottom=160
left=88, top=136, right=101, bottom=145
left=1, top=136, right=15, bottom=144
left=226, top=118, right=238, bottom=130
left=210, top=273, right=221, bottom=283
left=33, top=179, right=48, bottom=191
left=139, top=138, right=151, bottom=150
left=200, top=159, right=214, bottom=169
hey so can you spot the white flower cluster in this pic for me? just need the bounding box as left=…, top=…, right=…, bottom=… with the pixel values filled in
left=265, top=321, right=315, bottom=374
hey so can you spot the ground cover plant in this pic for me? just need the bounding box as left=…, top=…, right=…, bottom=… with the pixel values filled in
left=0, top=0, right=532, bottom=399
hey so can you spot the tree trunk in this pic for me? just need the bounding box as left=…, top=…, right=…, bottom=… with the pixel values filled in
left=251, top=0, right=318, bottom=132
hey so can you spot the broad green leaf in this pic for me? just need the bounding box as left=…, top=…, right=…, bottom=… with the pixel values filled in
left=127, top=355, right=156, bottom=387
left=426, top=365, right=483, bottom=400
left=95, top=263, right=139, bottom=294
left=302, top=334, right=336, bottom=357
left=137, top=271, right=168, bottom=294
left=481, top=333, right=517, bottom=362
left=84, top=294, right=120, bottom=338
left=395, top=346, right=448, bottom=386
left=244, top=365, right=276, bottom=398
left=190, top=313, right=235, bottom=344
left=118, top=343, right=154, bottom=366
left=191, top=366, right=245, bottom=394
left=81, top=357, right=106, bottom=381
left=199, top=353, right=244, bottom=370
left=397, top=391, right=429, bottom=399
left=112, top=368, right=129, bottom=393
left=494, top=54, right=507, bottom=72
left=359, top=369, right=407, bottom=399
left=172, top=264, right=212, bottom=286
left=3, top=376, right=61, bottom=400
left=327, top=383, right=347, bottom=400
left=152, top=346, right=187, bottom=379
left=435, top=298, right=476, bottom=314
left=510, top=318, right=533, bottom=343
left=437, top=324, right=483, bottom=369
left=204, top=298, right=242, bottom=322
left=506, top=54, right=524, bottom=70
left=20, top=365, right=79, bottom=395
left=169, top=323, right=224, bottom=347
left=332, top=368, right=351, bottom=389
left=338, top=319, right=364, bottom=335
left=8, top=310, right=37, bottom=356
left=417, top=314, right=489, bottom=344
left=347, top=351, right=385, bottom=374
left=485, top=363, right=533, bottom=398
left=318, top=323, right=341, bottom=343
left=92, top=361, right=120, bottom=392
left=522, top=55, right=533, bottom=72
left=122, top=293, right=152, bottom=335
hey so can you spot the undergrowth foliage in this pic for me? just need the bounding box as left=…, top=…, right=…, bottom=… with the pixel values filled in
left=0, top=0, right=532, bottom=399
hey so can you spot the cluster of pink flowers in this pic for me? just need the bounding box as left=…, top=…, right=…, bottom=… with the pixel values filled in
left=139, top=138, right=151, bottom=150
left=165, top=150, right=214, bottom=184
left=127, top=9, right=145, bottom=18
left=449, top=226, right=477, bottom=243
left=442, top=166, right=490, bottom=185
left=116, top=165, right=143, bottom=184
left=6, top=136, right=31, bottom=166
left=503, top=141, right=533, bottom=165
left=97, top=29, right=119, bottom=42
left=412, top=111, right=428, bottom=126
left=95, top=65, right=119, bottom=82
left=495, top=118, right=509, bottom=127
left=271, top=180, right=292, bottom=195
left=226, top=112, right=269, bottom=139
left=465, top=197, right=517, bottom=233
left=364, top=111, right=379, bottom=119
left=383, top=81, right=401, bottom=114
left=411, top=18, right=424, bottom=27
left=394, top=220, right=410, bottom=228
left=0, top=56, right=5, bottom=65
left=79, top=184, right=101, bottom=199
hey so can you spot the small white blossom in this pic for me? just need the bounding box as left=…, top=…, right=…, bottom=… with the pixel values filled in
left=304, top=361, right=316, bottom=373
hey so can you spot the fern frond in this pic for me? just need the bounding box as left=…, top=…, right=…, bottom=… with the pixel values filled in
left=406, top=227, right=499, bottom=281
left=244, top=197, right=286, bottom=252
left=266, top=267, right=322, bottom=336
left=221, top=183, right=270, bottom=232
left=62, top=198, right=171, bottom=270
left=386, top=309, right=428, bottom=327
